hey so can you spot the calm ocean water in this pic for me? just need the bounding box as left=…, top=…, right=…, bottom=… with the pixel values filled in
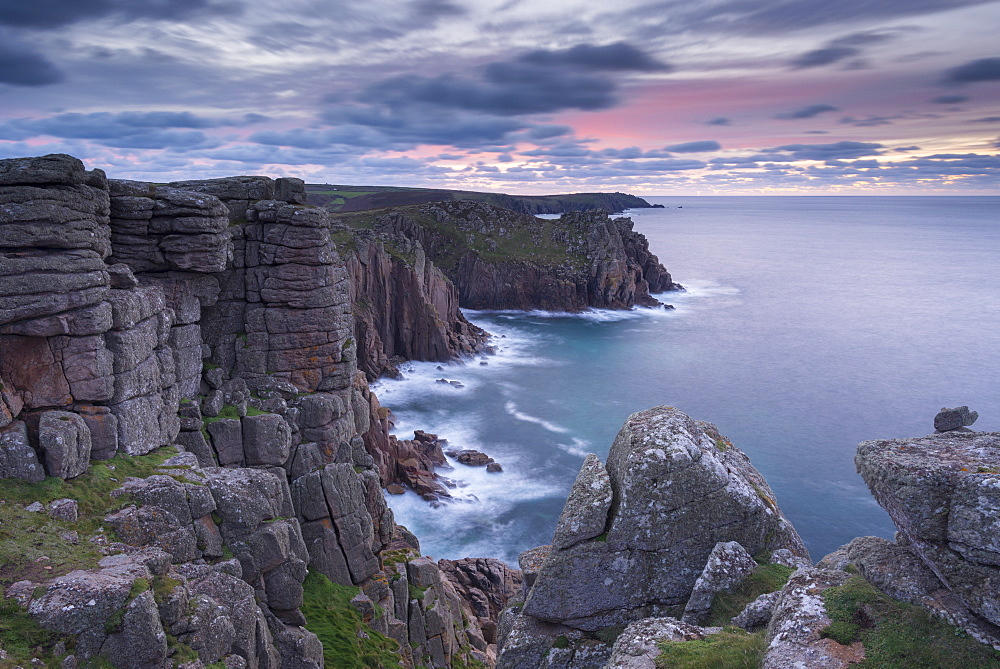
left=376, top=196, right=1000, bottom=565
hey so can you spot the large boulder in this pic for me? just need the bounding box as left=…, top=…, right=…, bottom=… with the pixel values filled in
left=0, top=420, right=45, bottom=482
left=38, top=410, right=92, bottom=479
left=521, top=407, right=807, bottom=630
left=857, top=430, right=1000, bottom=644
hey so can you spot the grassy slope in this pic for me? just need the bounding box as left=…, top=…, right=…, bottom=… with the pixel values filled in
left=0, top=448, right=185, bottom=668
left=305, top=184, right=655, bottom=214
left=333, top=205, right=579, bottom=272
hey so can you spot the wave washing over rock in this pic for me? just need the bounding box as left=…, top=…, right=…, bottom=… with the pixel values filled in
left=2, top=154, right=999, bottom=668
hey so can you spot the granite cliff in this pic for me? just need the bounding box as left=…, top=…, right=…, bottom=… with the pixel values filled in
left=0, top=154, right=522, bottom=668
left=335, top=200, right=680, bottom=311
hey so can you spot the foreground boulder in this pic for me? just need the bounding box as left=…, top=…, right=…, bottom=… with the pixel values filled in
left=520, top=406, right=807, bottom=632
left=857, top=429, right=1000, bottom=646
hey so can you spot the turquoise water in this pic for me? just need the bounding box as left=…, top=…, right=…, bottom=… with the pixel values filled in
left=377, top=196, right=1000, bottom=565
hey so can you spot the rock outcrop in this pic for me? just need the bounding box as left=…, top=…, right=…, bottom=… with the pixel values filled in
left=519, top=407, right=807, bottom=631
left=857, top=429, right=1000, bottom=646
left=338, top=200, right=680, bottom=312
left=498, top=406, right=808, bottom=667
left=0, top=154, right=521, bottom=669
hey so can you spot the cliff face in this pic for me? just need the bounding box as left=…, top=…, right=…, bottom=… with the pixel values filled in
left=0, top=154, right=519, bottom=669
left=340, top=200, right=680, bottom=312
left=344, top=231, right=489, bottom=380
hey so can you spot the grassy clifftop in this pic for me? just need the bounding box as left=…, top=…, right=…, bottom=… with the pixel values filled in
left=307, top=184, right=659, bottom=214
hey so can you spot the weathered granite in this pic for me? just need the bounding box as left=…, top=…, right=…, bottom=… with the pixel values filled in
left=681, top=540, right=758, bottom=625
left=551, top=454, right=613, bottom=551
left=857, top=430, right=1000, bottom=644
left=521, top=406, right=807, bottom=631
left=762, top=567, right=864, bottom=669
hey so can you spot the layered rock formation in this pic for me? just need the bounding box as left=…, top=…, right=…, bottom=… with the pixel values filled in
left=0, top=154, right=521, bottom=668
left=338, top=200, right=680, bottom=311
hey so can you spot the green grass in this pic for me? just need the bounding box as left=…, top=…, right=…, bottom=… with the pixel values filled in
left=821, top=575, right=1000, bottom=668
left=301, top=571, right=402, bottom=669
left=408, top=583, right=428, bottom=601
left=336, top=206, right=579, bottom=273
left=655, top=627, right=766, bottom=669
left=704, top=562, right=795, bottom=628
left=0, top=448, right=178, bottom=585
left=0, top=596, right=63, bottom=668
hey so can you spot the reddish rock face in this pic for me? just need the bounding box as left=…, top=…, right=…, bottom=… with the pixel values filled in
left=345, top=233, right=489, bottom=380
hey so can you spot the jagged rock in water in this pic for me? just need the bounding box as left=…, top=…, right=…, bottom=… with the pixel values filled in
left=761, top=567, right=864, bottom=669
left=934, top=405, right=979, bottom=432
left=857, top=430, right=1000, bottom=645
left=519, top=406, right=807, bottom=631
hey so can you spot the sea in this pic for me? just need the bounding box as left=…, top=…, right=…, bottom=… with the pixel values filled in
left=373, top=196, right=1000, bottom=566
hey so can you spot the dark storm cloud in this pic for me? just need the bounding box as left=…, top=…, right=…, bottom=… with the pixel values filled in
left=265, top=106, right=533, bottom=151
left=520, top=143, right=592, bottom=157
left=942, top=57, right=1000, bottom=84
left=930, top=95, right=968, bottom=104
left=774, top=104, right=839, bottom=119
left=520, top=42, right=671, bottom=72
left=353, top=43, right=668, bottom=118
left=971, top=116, right=1000, bottom=123
left=790, top=30, right=901, bottom=69
left=358, top=66, right=616, bottom=116
left=0, top=40, right=64, bottom=86
left=791, top=46, right=858, bottom=69
left=525, top=125, right=573, bottom=140
left=761, top=140, right=884, bottom=161
left=663, top=140, right=721, bottom=152
left=0, top=0, right=238, bottom=30
left=706, top=117, right=730, bottom=125
left=0, top=111, right=262, bottom=149
left=839, top=115, right=897, bottom=126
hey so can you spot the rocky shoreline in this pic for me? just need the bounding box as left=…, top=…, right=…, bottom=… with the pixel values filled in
left=2, top=153, right=998, bottom=668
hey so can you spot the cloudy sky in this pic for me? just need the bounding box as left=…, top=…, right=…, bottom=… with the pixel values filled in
left=2, top=0, right=999, bottom=194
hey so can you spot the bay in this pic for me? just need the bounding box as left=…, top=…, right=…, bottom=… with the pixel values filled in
left=376, top=196, right=1000, bottom=565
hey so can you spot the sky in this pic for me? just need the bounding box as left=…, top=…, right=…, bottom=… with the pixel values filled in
left=1, top=0, right=999, bottom=194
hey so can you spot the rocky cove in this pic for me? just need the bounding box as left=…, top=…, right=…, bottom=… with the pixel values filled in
left=0, top=153, right=998, bottom=668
